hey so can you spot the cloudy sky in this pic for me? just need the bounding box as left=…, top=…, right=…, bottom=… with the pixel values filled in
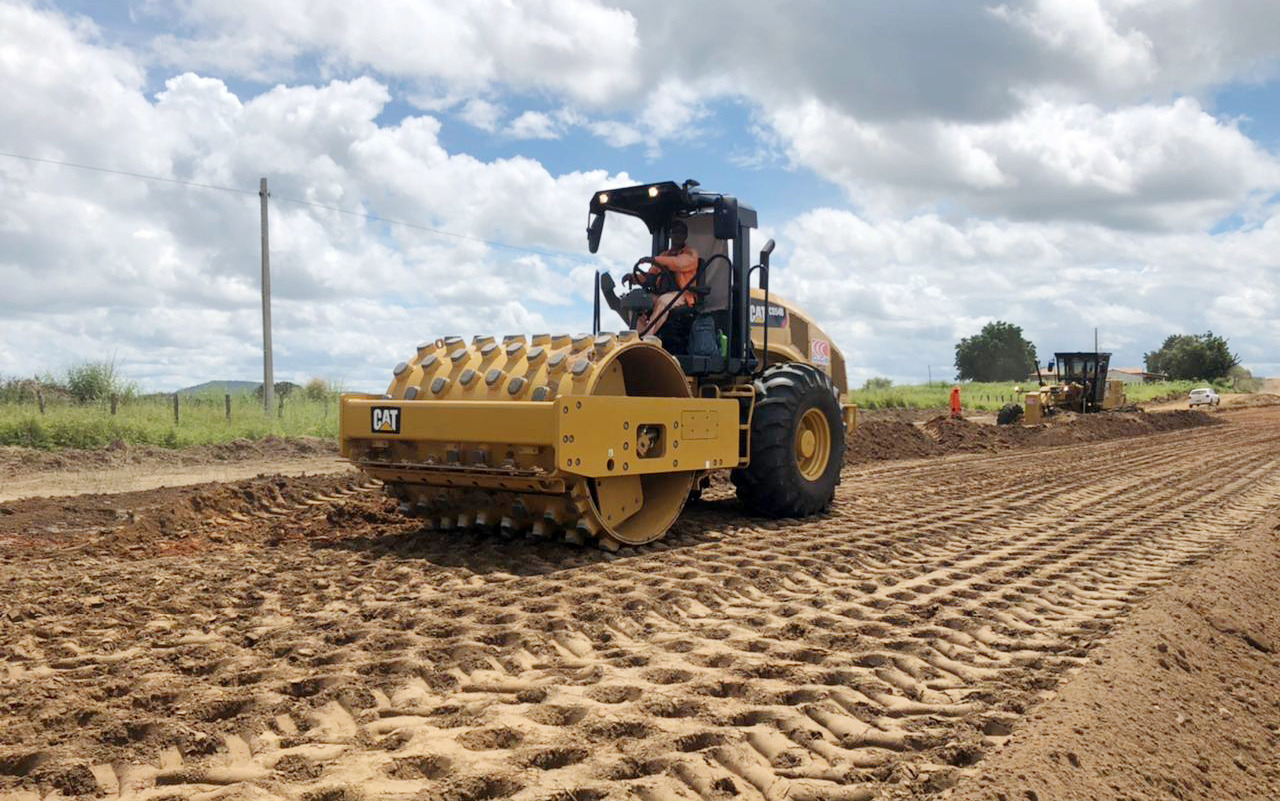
left=2, top=0, right=1279, bottom=391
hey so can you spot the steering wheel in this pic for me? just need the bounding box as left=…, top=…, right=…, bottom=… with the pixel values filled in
left=625, top=257, right=657, bottom=291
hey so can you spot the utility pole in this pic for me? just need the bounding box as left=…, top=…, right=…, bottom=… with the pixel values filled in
left=260, top=177, right=274, bottom=413
left=927, top=365, right=932, bottom=386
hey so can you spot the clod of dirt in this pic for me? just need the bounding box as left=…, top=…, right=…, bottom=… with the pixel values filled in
left=526, top=747, right=589, bottom=770
left=525, top=705, right=588, bottom=727
left=385, top=754, right=453, bottom=780
left=435, top=776, right=523, bottom=801
left=302, top=787, right=362, bottom=801
left=275, top=754, right=324, bottom=781
left=674, top=731, right=727, bottom=752
left=457, top=727, right=524, bottom=751
left=30, top=764, right=99, bottom=797
left=585, top=685, right=642, bottom=704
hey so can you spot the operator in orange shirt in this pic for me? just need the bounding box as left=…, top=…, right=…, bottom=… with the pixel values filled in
left=625, top=219, right=700, bottom=335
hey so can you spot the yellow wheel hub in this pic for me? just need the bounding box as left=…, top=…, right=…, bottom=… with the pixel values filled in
left=795, top=407, right=831, bottom=481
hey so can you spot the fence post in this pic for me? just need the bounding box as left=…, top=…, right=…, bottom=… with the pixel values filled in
left=225, top=393, right=232, bottom=423
left=173, top=393, right=180, bottom=424
left=110, top=394, right=118, bottom=415
left=37, top=391, right=45, bottom=414
left=278, top=393, right=284, bottom=418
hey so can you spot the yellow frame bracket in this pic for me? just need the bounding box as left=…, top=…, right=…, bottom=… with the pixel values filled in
left=555, top=395, right=739, bottom=478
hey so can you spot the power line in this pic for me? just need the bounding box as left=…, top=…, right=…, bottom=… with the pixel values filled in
left=0, top=151, right=256, bottom=197
left=0, top=150, right=597, bottom=264
left=268, top=194, right=595, bottom=263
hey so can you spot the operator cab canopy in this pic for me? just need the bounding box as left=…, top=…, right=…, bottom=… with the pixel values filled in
left=586, top=180, right=758, bottom=253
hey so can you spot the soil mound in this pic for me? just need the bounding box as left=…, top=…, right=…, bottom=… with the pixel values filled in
left=1038, top=409, right=1217, bottom=441
left=1223, top=392, right=1280, bottom=409
left=848, top=410, right=1219, bottom=465
left=844, top=420, right=940, bottom=464
left=0, top=473, right=392, bottom=557
left=922, top=416, right=1023, bottom=452
left=0, top=436, right=336, bottom=479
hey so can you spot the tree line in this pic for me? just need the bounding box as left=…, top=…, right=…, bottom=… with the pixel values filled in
left=953, top=322, right=1240, bottom=382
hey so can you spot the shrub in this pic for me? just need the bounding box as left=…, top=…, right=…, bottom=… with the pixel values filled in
left=304, top=378, right=332, bottom=402
left=1227, top=365, right=1262, bottom=393
left=254, top=381, right=301, bottom=401
left=65, top=359, right=136, bottom=403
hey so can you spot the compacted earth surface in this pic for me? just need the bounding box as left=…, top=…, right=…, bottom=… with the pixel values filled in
left=2, top=408, right=1279, bottom=800
left=0, top=438, right=344, bottom=503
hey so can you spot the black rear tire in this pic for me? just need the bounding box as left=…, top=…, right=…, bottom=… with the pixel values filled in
left=996, top=403, right=1024, bottom=425
left=731, top=363, right=845, bottom=517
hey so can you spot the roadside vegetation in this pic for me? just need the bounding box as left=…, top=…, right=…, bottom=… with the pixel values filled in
left=0, top=359, right=1259, bottom=449
left=0, top=365, right=339, bottom=449
left=850, top=379, right=1232, bottom=411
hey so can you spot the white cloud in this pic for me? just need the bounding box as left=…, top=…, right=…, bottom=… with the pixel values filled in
left=126, top=0, right=1280, bottom=196
left=991, top=0, right=1159, bottom=101
left=458, top=98, right=504, bottom=132
left=4, top=0, right=1280, bottom=395
left=587, top=119, right=646, bottom=149
left=145, top=0, right=643, bottom=104
left=0, top=4, right=645, bottom=391
left=773, top=207, right=1280, bottom=383
left=772, top=96, right=1280, bottom=229
left=507, top=110, right=560, bottom=140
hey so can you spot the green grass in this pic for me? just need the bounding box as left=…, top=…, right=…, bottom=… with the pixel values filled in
left=0, top=393, right=339, bottom=449
left=849, top=380, right=1227, bottom=411
left=0, top=377, right=1243, bottom=450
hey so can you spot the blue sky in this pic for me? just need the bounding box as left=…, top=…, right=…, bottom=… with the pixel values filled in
left=2, top=0, right=1280, bottom=390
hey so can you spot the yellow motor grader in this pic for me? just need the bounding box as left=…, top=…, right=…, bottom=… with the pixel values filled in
left=339, top=179, right=855, bottom=549
left=997, top=351, right=1128, bottom=424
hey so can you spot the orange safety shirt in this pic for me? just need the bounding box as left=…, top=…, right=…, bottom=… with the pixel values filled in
left=648, top=245, right=700, bottom=306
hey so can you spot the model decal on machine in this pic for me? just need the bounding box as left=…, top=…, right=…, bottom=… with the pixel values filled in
left=749, top=299, right=788, bottom=328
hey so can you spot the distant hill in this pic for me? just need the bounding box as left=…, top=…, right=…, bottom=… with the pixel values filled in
left=177, top=380, right=263, bottom=396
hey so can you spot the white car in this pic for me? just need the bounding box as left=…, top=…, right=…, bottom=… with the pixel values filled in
left=1188, top=387, right=1220, bottom=407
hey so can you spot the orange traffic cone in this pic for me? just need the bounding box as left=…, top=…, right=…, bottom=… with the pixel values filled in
left=950, top=386, right=962, bottom=419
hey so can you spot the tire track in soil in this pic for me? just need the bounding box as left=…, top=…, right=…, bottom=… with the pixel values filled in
left=2, top=417, right=1279, bottom=800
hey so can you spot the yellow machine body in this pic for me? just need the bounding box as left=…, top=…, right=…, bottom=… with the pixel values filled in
left=341, top=332, right=750, bottom=548
left=1023, top=392, right=1044, bottom=424
left=748, top=289, right=857, bottom=429
left=1103, top=379, right=1127, bottom=410
left=340, top=177, right=857, bottom=547
left=1020, top=377, right=1126, bottom=424
left=339, top=293, right=855, bottom=548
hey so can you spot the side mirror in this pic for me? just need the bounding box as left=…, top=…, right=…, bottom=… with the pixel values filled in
left=587, top=212, right=605, bottom=254
left=760, top=238, right=775, bottom=267
left=759, top=239, right=775, bottom=291
left=713, top=196, right=739, bottom=239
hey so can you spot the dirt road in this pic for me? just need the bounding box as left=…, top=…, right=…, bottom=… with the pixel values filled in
left=0, top=437, right=344, bottom=503
left=0, top=456, right=351, bottom=504
left=2, top=409, right=1279, bottom=800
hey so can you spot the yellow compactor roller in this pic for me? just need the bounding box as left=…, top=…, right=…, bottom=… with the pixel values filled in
left=340, top=179, right=856, bottom=548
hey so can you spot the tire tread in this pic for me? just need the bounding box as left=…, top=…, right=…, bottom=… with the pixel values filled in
left=731, top=363, right=845, bottom=518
